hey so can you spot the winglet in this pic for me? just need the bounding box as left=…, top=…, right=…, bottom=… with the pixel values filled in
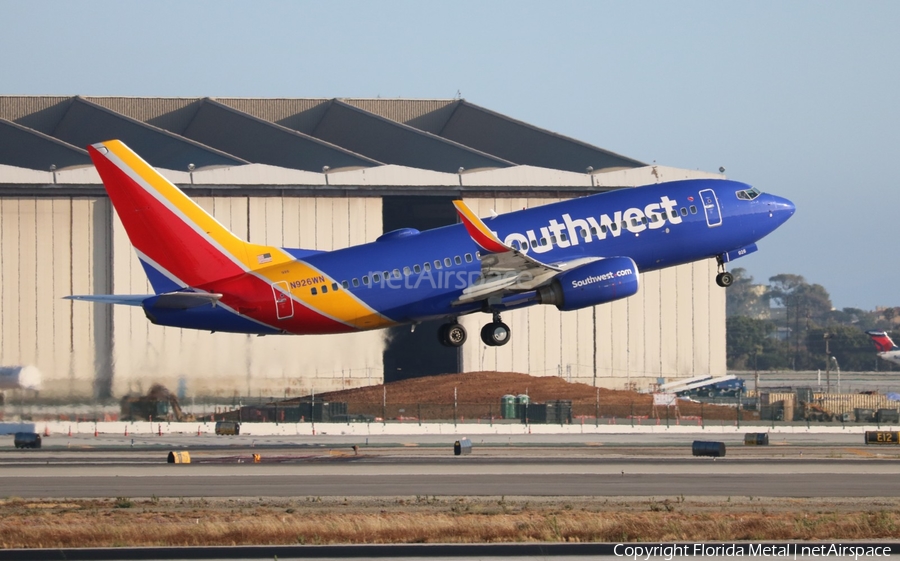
left=453, top=200, right=509, bottom=254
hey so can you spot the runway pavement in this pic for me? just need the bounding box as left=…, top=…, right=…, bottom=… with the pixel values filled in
left=1, top=431, right=899, bottom=499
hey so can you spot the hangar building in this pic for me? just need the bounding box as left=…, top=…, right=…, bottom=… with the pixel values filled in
left=0, top=96, right=725, bottom=399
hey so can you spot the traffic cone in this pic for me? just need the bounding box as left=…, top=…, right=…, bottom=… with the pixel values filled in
left=67, top=426, right=72, bottom=437
left=157, top=424, right=162, bottom=436
left=124, top=426, right=128, bottom=437
left=43, top=426, right=50, bottom=437
left=94, top=427, right=98, bottom=437
left=197, top=426, right=201, bottom=436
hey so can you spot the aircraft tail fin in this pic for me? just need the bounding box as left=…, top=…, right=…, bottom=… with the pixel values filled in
left=87, top=140, right=292, bottom=293
left=866, top=331, right=899, bottom=353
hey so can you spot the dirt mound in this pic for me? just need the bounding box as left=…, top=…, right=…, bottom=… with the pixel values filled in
left=313, top=371, right=640, bottom=406
left=283, top=371, right=746, bottom=421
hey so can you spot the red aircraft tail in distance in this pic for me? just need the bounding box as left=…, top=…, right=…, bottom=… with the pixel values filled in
left=866, top=331, right=899, bottom=353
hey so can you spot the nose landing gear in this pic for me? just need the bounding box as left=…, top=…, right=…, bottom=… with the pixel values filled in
left=715, top=255, right=734, bottom=288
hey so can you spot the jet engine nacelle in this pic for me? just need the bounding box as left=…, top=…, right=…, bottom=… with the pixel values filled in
left=537, top=257, right=639, bottom=311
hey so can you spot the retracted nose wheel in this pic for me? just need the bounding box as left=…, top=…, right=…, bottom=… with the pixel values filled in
left=481, top=322, right=511, bottom=346
left=438, top=323, right=467, bottom=347
left=716, top=272, right=734, bottom=288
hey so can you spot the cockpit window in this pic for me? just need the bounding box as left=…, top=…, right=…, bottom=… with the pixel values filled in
left=736, top=187, right=761, bottom=200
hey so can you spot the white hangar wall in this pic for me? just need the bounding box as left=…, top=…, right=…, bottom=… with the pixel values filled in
left=0, top=196, right=112, bottom=398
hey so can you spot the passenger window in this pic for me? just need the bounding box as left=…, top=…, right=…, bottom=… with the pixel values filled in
left=332, top=282, right=339, bottom=291
left=600, top=225, right=608, bottom=234
left=352, top=278, right=360, bottom=287
left=465, top=253, right=473, bottom=263
left=631, top=218, right=640, bottom=227
left=373, top=273, right=381, bottom=283
left=531, top=239, right=538, bottom=248
left=341, top=281, right=349, bottom=289
left=590, top=227, right=598, bottom=236
left=650, top=213, right=659, bottom=223
left=475, top=251, right=481, bottom=259
left=424, top=262, right=431, bottom=272
left=621, top=221, right=628, bottom=229
left=322, top=285, right=328, bottom=294
left=454, top=256, right=462, bottom=265
left=680, top=208, right=688, bottom=216
left=362, top=275, right=369, bottom=285
left=671, top=211, right=678, bottom=219
left=560, top=232, right=568, bottom=242
left=311, top=287, right=317, bottom=295
left=580, top=229, right=588, bottom=239
left=641, top=216, right=648, bottom=225
left=540, top=238, right=548, bottom=246
left=393, top=269, right=401, bottom=279
left=414, top=264, right=421, bottom=273
left=444, top=257, right=452, bottom=267
left=434, top=260, right=442, bottom=270
left=690, top=205, right=697, bottom=214
left=550, top=235, right=557, bottom=245
left=610, top=223, right=618, bottom=232
left=383, top=271, right=390, bottom=279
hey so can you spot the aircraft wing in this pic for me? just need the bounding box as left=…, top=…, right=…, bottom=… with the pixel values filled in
left=66, top=292, right=222, bottom=309
left=453, top=201, right=598, bottom=304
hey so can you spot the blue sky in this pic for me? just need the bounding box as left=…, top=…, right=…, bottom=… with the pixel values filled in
left=3, top=1, right=898, bottom=310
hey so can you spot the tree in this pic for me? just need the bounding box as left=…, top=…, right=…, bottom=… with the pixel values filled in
left=726, top=268, right=769, bottom=318
left=726, top=316, right=791, bottom=370
left=765, top=274, right=833, bottom=370
left=806, top=326, right=879, bottom=373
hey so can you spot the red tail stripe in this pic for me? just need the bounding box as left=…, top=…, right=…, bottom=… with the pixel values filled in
left=90, top=147, right=244, bottom=287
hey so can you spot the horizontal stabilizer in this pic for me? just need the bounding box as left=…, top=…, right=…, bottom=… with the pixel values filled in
left=65, top=295, right=150, bottom=306
left=65, top=292, right=222, bottom=309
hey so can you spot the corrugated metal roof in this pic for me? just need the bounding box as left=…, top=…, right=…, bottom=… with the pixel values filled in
left=343, top=99, right=458, bottom=133
left=86, top=97, right=202, bottom=135
left=311, top=100, right=514, bottom=173
left=438, top=101, right=644, bottom=172
left=0, top=95, right=647, bottom=174
left=52, top=97, right=247, bottom=170
left=216, top=98, right=332, bottom=134
left=182, top=99, right=381, bottom=172
left=0, top=118, right=90, bottom=170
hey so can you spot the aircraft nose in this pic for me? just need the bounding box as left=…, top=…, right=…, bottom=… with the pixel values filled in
left=767, top=195, right=795, bottom=225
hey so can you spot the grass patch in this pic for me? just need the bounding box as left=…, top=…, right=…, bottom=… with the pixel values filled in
left=0, top=497, right=898, bottom=548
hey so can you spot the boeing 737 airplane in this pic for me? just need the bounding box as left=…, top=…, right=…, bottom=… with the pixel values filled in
left=68, top=140, right=795, bottom=347
left=866, top=331, right=900, bottom=367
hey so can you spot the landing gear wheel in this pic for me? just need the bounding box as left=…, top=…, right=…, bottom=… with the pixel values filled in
left=481, top=322, right=511, bottom=347
left=438, top=323, right=467, bottom=347
left=716, top=272, right=734, bottom=288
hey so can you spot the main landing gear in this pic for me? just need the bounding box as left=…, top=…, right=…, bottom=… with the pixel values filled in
left=715, top=255, right=734, bottom=288
left=438, top=322, right=467, bottom=347
left=438, top=313, right=511, bottom=348
left=481, top=312, right=510, bottom=347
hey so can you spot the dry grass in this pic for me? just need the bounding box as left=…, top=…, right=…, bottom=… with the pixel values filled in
left=1, top=496, right=898, bottom=548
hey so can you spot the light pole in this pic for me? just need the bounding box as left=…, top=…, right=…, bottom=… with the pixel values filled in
left=823, top=333, right=834, bottom=394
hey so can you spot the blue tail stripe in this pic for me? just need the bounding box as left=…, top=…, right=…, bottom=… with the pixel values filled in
left=140, top=258, right=183, bottom=294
